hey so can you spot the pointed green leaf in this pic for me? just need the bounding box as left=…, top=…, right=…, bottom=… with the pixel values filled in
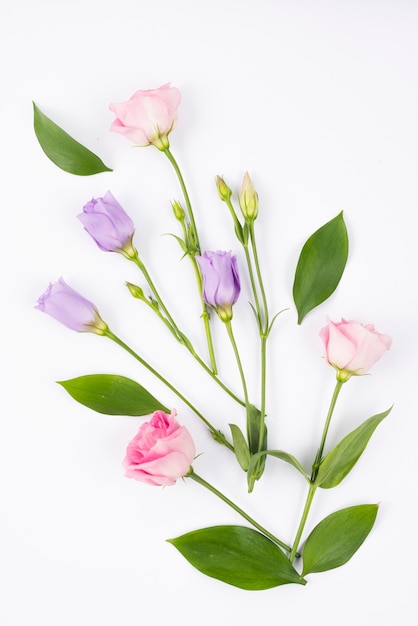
left=247, top=404, right=261, bottom=454
left=316, top=407, right=392, bottom=489
left=293, top=212, right=348, bottom=323
left=246, top=404, right=268, bottom=490
left=57, top=374, right=168, bottom=415
left=302, top=504, right=378, bottom=575
left=229, top=423, right=251, bottom=470
left=247, top=450, right=309, bottom=491
left=168, top=525, right=306, bottom=590
left=33, top=102, right=112, bottom=175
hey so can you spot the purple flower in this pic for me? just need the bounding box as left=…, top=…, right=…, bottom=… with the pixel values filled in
left=196, top=251, right=241, bottom=322
left=78, top=191, right=136, bottom=257
left=35, top=278, right=107, bottom=334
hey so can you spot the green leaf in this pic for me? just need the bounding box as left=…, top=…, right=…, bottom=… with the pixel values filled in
left=247, top=404, right=265, bottom=454
left=302, top=504, right=378, bottom=576
left=57, top=374, right=169, bottom=415
left=293, top=212, right=348, bottom=324
left=33, top=102, right=112, bottom=175
left=246, top=404, right=268, bottom=490
left=247, top=450, right=309, bottom=491
left=316, top=407, right=392, bottom=489
left=168, top=525, right=306, bottom=590
left=229, top=423, right=251, bottom=470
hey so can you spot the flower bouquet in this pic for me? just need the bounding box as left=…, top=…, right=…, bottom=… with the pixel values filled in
left=33, top=84, right=391, bottom=590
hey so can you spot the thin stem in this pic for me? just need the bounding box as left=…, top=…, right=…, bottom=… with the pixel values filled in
left=164, top=147, right=200, bottom=250
left=163, top=147, right=217, bottom=374
left=311, top=380, right=344, bottom=481
left=129, top=254, right=244, bottom=406
left=104, top=328, right=233, bottom=451
left=225, top=320, right=257, bottom=456
left=189, top=255, right=218, bottom=375
left=248, top=223, right=270, bottom=459
left=258, top=335, right=268, bottom=453
left=249, top=222, right=269, bottom=332
left=243, top=245, right=263, bottom=329
left=189, top=470, right=292, bottom=553
left=289, top=482, right=317, bottom=563
left=289, top=379, right=345, bottom=562
left=131, top=254, right=181, bottom=336
left=225, top=320, right=250, bottom=409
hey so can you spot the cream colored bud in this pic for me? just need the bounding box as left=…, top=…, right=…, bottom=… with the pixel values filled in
left=239, top=171, right=259, bottom=220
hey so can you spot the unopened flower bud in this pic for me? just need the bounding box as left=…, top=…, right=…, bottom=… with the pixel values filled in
left=35, top=278, right=108, bottom=335
left=239, top=172, right=258, bottom=221
left=216, top=175, right=232, bottom=202
left=196, top=251, right=241, bottom=322
left=126, top=282, right=145, bottom=300
left=172, top=200, right=185, bottom=221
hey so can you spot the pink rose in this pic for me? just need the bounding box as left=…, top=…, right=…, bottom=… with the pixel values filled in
left=320, top=318, right=392, bottom=381
left=123, top=410, right=195, bottom=486
left=109, top=83, right=181, bottom=150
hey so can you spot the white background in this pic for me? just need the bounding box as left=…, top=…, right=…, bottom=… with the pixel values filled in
left=2, top=0, right=417, bottom=624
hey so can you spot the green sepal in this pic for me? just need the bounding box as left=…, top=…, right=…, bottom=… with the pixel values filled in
left=57, top=374, right=169, bottom=415
left=229, top=423, right=251, bottom=470
left=168, top=525, right=306, bottom=590
left=293, top=212, right=348, bottom=324
left=302, top=504, right=378, bottom=576
left=315, top=407, right=392, bottom=489
left=33, top=102, right=112, bottom=175
left=247, top=450, right=309, bottom=491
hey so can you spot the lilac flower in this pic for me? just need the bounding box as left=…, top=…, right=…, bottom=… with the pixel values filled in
left=78, top=191, right=136, bottom=257
left=196, top=251, right=241, bottom=322
left=35, top=278, right=107, bottom=334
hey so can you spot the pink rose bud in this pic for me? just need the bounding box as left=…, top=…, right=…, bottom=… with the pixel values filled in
left=320, top=318, right=392, bottom=381
left=109, top=83, right=181, bottom=150
left=196, top=251, right=241, bottom=322
left=123, top=410, right=195, bottom=486
left=35, top=278, right=108, bottom=334
left=78, top=191, right=136, bottom=258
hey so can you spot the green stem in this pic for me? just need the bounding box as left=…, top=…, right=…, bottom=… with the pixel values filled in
left=311, top=380, right=344, bottom=481
left=248, top=222, right=270, bottom=458
left=189, top=255, right=218, bottom=376
left=289, top=482, right=317, bottom=562
left=104, top=329, right=233, bottom=451
left=130, top=253, right=244, bottom=407
left=249, top=222, right=269, bottom=332
left=189, top=470, right=292, bottom=553
left=289, top=379, right=345, bottom=562
left=243, top=245, right=263, bottom=330
left=164, top=147, right=200, bottom=250
left=258, top=335, right=268, bottom=453
left=225, top=320, right=258, bottom=456
left=225, top=320, right=250, bottom=411
left=131, top=254, right=180, bottom=335
left=163, top=147, right=217, bottom=374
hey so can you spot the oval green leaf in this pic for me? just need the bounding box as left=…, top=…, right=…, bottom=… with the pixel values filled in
left=302, top=504, right=378, bottom=576
left=168, top=525, right=306, bottom=590
left=57, top=374, right=168, bottom=415
left=293, top=212, right=348, bottom=324
left=33, top=102, right=112, bottom=175
left=316, top=407, right=392, bottom=489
